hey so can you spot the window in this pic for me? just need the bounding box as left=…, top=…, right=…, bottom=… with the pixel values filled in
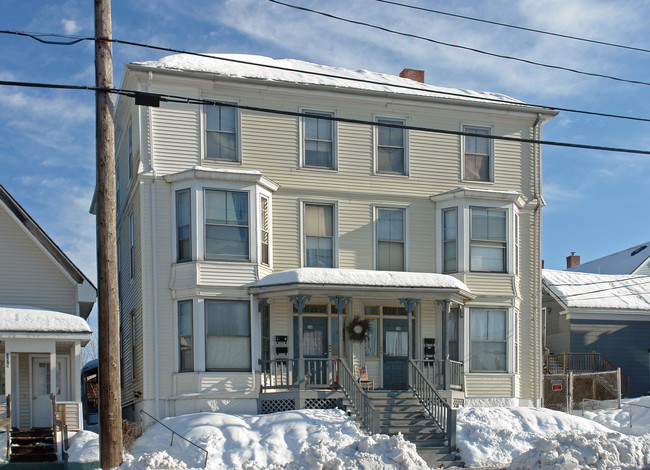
left=204, top=189, right=249, bottom=260
left=128, top=122, right=133, bottom=180
left=206, top=105, right=237, bottom=161
left=129, top=213, right=134, bottom=279
left=130, top=311, right=136, bottom=380
left=470, top=208, right=506, bottom=272
left=205, top=300, right=250, bottom=371
left=364, top=306, right=379, bottom=357
left=449, top=307, right=460, bottom=362
left=178, top=301, right=193, bottom=372
left=470, top=309, right=506, bottom=372
left=176, top=189, right=191, bottom=262
left=304, top=203, right=334, bottom=267
left=303, top=111, right=335, bottom=169
left=376, top=208, right=405, bottom=271
left=260, top=196, right=270, bottom=265
left=442, top=208, right=458, bottom=273
left=376, top=117, right=406, bottom=175
left=515, top=213, right=520, bottom=276
left=463, top=125, right=491, bottom=182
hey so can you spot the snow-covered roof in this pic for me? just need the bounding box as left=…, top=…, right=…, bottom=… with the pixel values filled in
left=569, top=241, right=650, bottom=275
left=252, top=268, right=470, bottom=292
left=542, top=269, right=650, bottom=311
left=0, top=305, right=92, bottom=335
left=134, top=54, right=530, bottom=107
left=82, top=358, right=98, bottom=374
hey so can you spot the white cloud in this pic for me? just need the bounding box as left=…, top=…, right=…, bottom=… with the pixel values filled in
left=61, top=18, right=81, bottom=35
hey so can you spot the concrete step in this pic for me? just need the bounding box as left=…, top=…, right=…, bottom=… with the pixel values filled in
left=381, top=426, right=443, bottom=435
left=380, top=418, right=433, bottom=427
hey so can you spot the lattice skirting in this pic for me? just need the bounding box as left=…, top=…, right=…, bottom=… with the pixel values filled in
left=260, top=397, right=340, bottom=414
left=261, top=398, right=296, bottom=414
left=305, top=398, right=338, bottom=409
left=452, top=398, right=465, bottom=408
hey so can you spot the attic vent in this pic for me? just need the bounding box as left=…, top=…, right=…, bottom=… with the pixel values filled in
left=631, top=245, right=647, bottom=256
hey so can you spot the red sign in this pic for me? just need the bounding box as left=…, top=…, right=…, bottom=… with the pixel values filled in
left=552, top=383, right=562, bottom=391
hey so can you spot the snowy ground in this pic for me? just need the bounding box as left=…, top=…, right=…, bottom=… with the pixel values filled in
left=13, top=396, right=650, bottom=469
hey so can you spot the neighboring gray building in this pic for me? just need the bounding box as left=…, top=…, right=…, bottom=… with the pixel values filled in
left=567, top=241, right=650, bottom=275
left=542, top=269, right=650, bottom=397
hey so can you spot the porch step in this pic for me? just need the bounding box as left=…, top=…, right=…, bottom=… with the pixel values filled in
left=9, top=428, right=57, bottom=463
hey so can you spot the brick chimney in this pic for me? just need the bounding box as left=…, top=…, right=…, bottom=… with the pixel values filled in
left=399, top=68, right=425, bottom=83
left=566, top=252, right=580, bottom=269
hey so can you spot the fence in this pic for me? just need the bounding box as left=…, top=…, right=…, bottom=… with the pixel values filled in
left=544, top=369, right=621, bottom=413
left=545, top=352, right=629, bottom=397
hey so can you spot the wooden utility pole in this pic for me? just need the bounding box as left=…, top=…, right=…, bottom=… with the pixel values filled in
left=95, top=0, right=123, bottom=467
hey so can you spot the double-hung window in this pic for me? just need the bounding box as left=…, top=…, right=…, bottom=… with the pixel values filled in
left=260, top=195, right=270, bottom=265
left=204, top=189, right=249, bottom=261
left=376, top=208, right=405, bottom=271
left=376, top=117, right=407, bottom=175
left=442, top=208, right=458, bottom=273
left=178, top=300, right=193, bottom=372
left=206, top=105, right=238, bottom=161
left=463, top=125, right=492, bottom=182
left=205, top=300, right=251, bottom=371
left=303, top=111, right=335, bottom=169
left=470, top=207, right=506, bottom=272
left=304, top=203, right=334, bottom=267
left=470, top=309, right=507, bottom=372
left=176, top=189, right=191, bottom=262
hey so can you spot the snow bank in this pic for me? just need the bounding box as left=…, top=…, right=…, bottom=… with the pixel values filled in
left=121, top=409, right=427, bottom=470
left=67, top=431, right=100, bottom=463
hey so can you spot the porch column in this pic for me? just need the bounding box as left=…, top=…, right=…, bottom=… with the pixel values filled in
left=399, top=298, right=420, bottom=386
left=50, top=347, right=57, bottom=407
left=289, top=295, right=311, bottom=391
left=72, top=343, right=81, bottom=402
left=329, top=296, right=350, bottom=364
left=437, top=299, right=451, bottom=390
left=4, top=348, right=12, bottom=399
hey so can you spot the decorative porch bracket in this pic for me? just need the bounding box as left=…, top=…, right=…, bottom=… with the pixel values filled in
left=437, top=299, right=451, bottom=390
left=399, top=298, right=420, bottom=386
left=329, top=296, right=351, bottom=366
left=289, top=295, right=311, bottom=390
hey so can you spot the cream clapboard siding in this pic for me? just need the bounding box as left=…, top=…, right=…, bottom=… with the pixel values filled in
left=0, top=205, right=76, bottom=314
left=518, top=209, right=538, bottom=400
left=19, top=354, right=29, bottom=428
left=465, top=375, right=514, bottom=398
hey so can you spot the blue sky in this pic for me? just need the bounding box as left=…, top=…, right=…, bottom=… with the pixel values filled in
left=2, top=0, right=650, bottom=331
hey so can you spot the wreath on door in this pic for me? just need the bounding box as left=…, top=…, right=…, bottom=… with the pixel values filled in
left=346, top=316, right=372, bottom=342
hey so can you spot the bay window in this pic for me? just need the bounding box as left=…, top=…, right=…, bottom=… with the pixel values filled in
left=442, top=208, right=457, bottom=273
left=205, top=300, right=251, bottom=371
left=178, top=300, right=193, bottom=372
left=204, top=189, right=249, bottom=261
left=176, top=189, right=191, bottom=262
left=470, top=309, right=507, bottom=372
left=470, top=208, right=506, bottom=272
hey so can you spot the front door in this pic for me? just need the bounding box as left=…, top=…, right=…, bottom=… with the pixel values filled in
left=294, top=316, right=329, bottom=385
left=32, top=357, right=52, bottom=428
left=383, top=318, right=409, bottom=389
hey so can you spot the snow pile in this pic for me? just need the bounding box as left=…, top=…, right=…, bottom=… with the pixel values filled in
left=455, top=404, right=650, bottom=469
left=121, top=409, right=427, bottom=470
left=583, top=396, right=650, bottom=436
left=0, top=305, right=91, bottom=333
left=67, top=431, right=100, bottom=463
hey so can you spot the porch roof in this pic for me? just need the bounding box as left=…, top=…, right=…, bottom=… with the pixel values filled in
left=0, top=305, right=92, bottom=339
left=250, top=268, right=473, bottom=300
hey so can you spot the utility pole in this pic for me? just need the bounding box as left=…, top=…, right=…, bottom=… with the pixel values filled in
left=95, top=0, right=123, bottom=467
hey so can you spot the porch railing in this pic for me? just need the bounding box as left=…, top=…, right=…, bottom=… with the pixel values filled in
left=51, top=393, right=69, bottom=462
left=408, top=360, right=456, bottom=451
left=260, top=358, right=339, bottom=391
left=546, top=352, right=629, bottom=397
left=412, top=359, right=464, bottom=391
left=337, top=359, right=380, bottom=434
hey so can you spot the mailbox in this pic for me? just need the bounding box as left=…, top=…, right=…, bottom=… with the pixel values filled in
left=423, top=338, right=435, bottom=359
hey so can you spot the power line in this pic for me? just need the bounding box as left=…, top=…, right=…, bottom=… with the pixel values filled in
left=4, top=30, right=650, bottom=124
left=2, top=78, right=649, bottom=156
left=265, top=0, right=650, bottom=88
left=375, top=0, right=650, bottom=55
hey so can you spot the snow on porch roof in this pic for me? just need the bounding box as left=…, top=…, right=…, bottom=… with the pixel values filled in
left=0, top=305, right=92, bottom=335
left=252, top=268, right=470, bottom=292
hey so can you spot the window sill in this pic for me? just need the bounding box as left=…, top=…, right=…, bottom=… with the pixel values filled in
left=298, top=166, right=338, bottom=173
left=202, top=158, right=242, bottom=166
left=373, top=171, right=409, bottom=178
left=460, top=179, right=495, bottom=185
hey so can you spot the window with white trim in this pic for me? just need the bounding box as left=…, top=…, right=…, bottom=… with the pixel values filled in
left=470, top=309, right=507, bottom=372
left=304, top=203, right=334, bottom=268
left=463, top=125, right=492, bottom=182
left=260, top=195, right=270, bottom=265
left=376, top=207, right=405, bottom=271
left=129, top=213, right=134, bottom=280
left=204, top=189, right=249, bottom=261
left=176, top=189, right=191, bottom=263
left=470, top=207, right=506, bottom=273
left=303, top=111, right=335, bottom=169
left=442, top=208, right=458, bottom=273
left=206, top=105, right=238, bottom=161
left=128, top=121, right=133, bottom=180
left=205, top=300, right=251, bottom=371
left=376, top=117, right=407, bottom=175
left=178, top=300, right=193, bottom=372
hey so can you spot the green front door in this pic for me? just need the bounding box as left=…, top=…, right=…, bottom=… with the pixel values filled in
left=383, top=318, right=409, bottom=389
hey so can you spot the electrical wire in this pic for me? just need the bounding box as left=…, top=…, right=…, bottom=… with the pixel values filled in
left=1, top=78, right=649, bottom=156
left=265, top=0, right=650, bottom=87
left=375, top=0, right=650, bottom=55
left=3, top=29, right=650, bottom=123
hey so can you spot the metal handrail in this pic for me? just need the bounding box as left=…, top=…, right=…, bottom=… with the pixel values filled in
left=408, top=360, right=456, bottom=451
left=140, top=409, right=209, bottom=468
left=337, top=360, right=379, bottom=434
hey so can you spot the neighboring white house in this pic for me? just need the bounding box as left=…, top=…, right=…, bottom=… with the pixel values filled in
left=111, top=54, right=556, bottom=422
left=543, top=269, right=650, bottom=397
left=568, top=241, right=650, bottom=275
left=0, top=183, right=96, bottom=431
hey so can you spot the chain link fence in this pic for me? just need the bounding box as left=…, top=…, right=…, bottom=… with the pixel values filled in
left=543, top=370, right=622, bottom=413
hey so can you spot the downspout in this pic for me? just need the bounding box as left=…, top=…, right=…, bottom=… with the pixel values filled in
left=148, top=71, right=160, bottom=417
left=532, top=112, right=543, bottom=406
